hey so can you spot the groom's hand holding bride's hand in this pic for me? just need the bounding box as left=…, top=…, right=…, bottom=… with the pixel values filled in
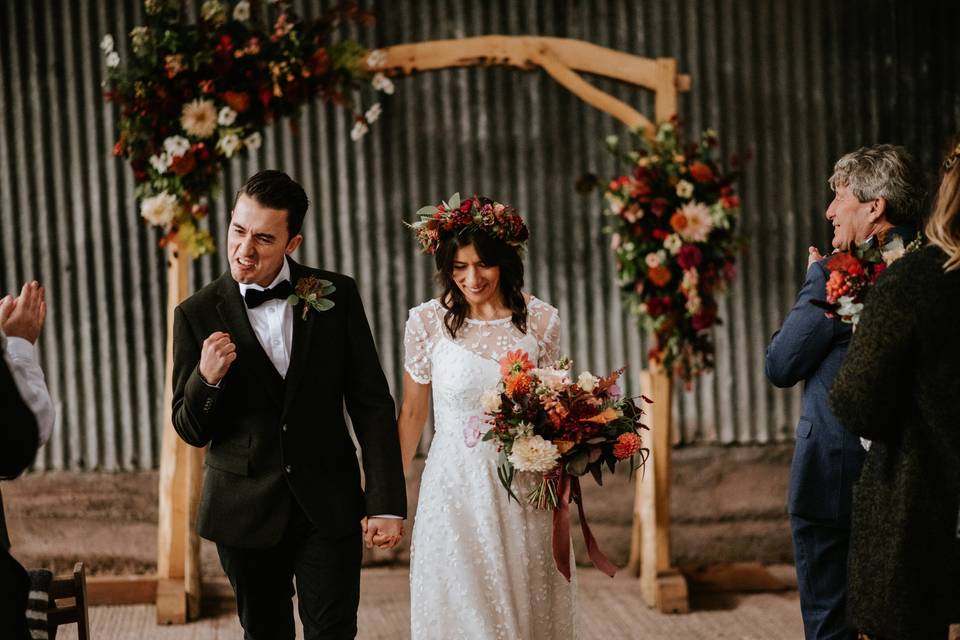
left=199, top=331, right=237, bottom=386
left=807, top=246, right=824, bottom=269
left=362, top=517, right=404, bottom=550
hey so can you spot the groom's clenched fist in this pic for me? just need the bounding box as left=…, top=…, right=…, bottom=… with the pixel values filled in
left=199, top=331, right=237, bottom=386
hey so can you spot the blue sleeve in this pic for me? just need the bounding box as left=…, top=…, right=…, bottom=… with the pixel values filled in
left=765, top=261, right=843, bottom=388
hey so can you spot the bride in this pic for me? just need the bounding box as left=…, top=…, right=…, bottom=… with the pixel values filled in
left=398, top=195, right=579, bottom=639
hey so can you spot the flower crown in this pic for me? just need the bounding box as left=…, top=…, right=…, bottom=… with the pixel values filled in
left=408, top=192, right=530, bottom=255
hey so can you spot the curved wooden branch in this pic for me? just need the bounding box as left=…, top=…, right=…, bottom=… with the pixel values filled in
left=376, top=36, right=690, bottom=130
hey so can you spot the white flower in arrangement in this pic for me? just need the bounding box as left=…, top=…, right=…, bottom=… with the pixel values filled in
left=100, top=34, right=114, bottom=53
left=531, top=367, right=571, bottom=392
left=364, top=102, right=383, bottom=123
left=678, top=201, right=714, bottom=243
left=163, top=135, right=191, bottom=157
left=663, top=233, right=683, bottom=255
left=371, top=72, right=395, bottom=95
left=106, top=52, right=120, bottom=68
left=130, top=26, right=150, bottom=55
left=350, top=120, right=369, bottom=141
left=609, top=232, right=622, bottom=251
left=232, top=0, right=250, bottom=21
left=577, top=372, right=599, bottom=393
left=837, top=296, right=864, bottom=325
left=508, top=435, right=559, bottom=473
left=366, top=49, right=387, bottom=69
left=181, top=99, right=217, bottom=138
left=149, top=152, right=172, bottom=174
left=644, top=252, right=662, bottom=268
left=514, top=421, right=535, bottom=438
left=244, top=131, right=262, bottom=151
left=480, top=389, right=501, bottom=414
left=710, top=202, right=730, bottom=229
left=216, top=132, right=241, bottom=158
left=140, top=191, right=179, bottom=226
left=217, top=106, right=237, bottom=127
left=675, top=179, right=694, bottom=199
left=606, top=195, right=624, bottom=215
left=605, top=134, right=619, bottom=149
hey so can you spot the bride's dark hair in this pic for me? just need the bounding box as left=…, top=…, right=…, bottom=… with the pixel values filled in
left=435, top=213, right=527, bottom=339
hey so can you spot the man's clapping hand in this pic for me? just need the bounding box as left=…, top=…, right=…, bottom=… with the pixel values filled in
left=199, top=331, right=237, bottom=386
left=0, top=281, right=47, bottom=344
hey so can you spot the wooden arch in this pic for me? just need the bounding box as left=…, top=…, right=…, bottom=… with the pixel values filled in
left=156, top=35, right=691, bottom=622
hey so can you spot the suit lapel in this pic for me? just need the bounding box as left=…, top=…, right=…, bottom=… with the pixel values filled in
left=214, top=273, right=284, bottom=406
left=282, top=260, right=318, bottom=418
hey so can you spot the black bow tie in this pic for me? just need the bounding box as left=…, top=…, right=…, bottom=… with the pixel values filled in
left=244, top=280, right=294, bottom=309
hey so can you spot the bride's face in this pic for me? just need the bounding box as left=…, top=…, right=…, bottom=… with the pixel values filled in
left=452, top=243, right=501, bottom=309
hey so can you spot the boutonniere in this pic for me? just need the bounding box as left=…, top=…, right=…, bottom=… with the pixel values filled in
left=287, top=276, right=336, bottom=320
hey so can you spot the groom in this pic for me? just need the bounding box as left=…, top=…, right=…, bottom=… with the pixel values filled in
left=172, top=170, right=406, bottom=638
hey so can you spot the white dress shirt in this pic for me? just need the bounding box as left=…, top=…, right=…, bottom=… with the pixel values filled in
left=238, top=260, right=294, bottom=378
left=2, top=333, right=54, bottom=446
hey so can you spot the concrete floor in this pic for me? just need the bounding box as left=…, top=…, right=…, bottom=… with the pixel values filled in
left=54, top=567, right=804, bottom=640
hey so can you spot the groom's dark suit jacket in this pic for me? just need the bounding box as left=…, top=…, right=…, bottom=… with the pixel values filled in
left=172, top=259, right=406, bottom=548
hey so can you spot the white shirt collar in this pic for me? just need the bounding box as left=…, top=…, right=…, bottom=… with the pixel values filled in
left=237, top=258, right=291, bottom=296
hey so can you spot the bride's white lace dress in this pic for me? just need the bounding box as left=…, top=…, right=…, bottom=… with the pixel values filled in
left=404, top=297, right=579, bottom=640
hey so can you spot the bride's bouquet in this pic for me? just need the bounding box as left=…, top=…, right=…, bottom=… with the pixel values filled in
left=477, top=350, right=650, bottom=579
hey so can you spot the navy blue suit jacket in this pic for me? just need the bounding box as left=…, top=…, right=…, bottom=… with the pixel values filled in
left=765, top=258, right=866, bottom=524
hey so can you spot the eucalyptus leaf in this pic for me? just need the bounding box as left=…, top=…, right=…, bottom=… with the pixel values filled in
left=318, top=279, right=333, bottom=287
left=286, top=294, right=299, bottom=306
left=416, top=205, right=436, bottom=218
left=448, top=192, right=461, bottom=210
left=320, top=285, right=336, bottom=296
left=566, top=451, right=589, bottom=476
left=315, top=298, right=334, bottom=311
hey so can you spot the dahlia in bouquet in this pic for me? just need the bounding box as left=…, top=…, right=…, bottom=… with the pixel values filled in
left=812, top=232, right=924, bottom=327
left=479, top=350, right=650, bottom=579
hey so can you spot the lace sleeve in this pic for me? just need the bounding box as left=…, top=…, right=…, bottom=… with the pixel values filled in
left=532, top=302, right=562, bottom=367
left=403, top=305, right=433, bottom=384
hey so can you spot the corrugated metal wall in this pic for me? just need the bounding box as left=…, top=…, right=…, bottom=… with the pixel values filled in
left=2, top=0, right=957, bottom=470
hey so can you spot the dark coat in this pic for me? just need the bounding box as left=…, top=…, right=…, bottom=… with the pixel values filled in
left=172, top=259, right=406, bottom=548
left=831, top=245, right=960, bottom=639
left=1, top=353, right=39, bottom=639
left=765, top=257, right=866, bottom=523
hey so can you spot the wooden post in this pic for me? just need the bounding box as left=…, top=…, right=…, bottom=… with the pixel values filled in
left=632, top=361, right=689, bottom=612
left=156, top=245, right=203, bottom=623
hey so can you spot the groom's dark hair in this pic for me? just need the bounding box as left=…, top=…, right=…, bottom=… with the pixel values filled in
left=235, top=170, right=309, bottom=238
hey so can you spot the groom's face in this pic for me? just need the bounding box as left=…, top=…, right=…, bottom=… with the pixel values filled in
left=228, top=194, right=302, bottom=286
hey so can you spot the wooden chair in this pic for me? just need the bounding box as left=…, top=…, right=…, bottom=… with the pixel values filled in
left=47, top=562, right=90, bottom=640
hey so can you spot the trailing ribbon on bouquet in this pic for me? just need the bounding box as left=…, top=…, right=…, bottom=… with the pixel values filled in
left=552, top=470, right=617, bottom=581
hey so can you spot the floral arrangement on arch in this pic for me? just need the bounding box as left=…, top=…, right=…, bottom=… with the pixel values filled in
left=603, top=119, right=743, bottom=382
left=101, top=0, right=395, bottom=257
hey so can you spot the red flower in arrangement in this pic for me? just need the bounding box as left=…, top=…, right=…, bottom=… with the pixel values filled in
left=677, top=244, right=703, bottom=270
left=222, top=90, right=251, bottom=113
left=647, top=266, right=672, bottom=287
left=504, top=373, right=533, bottom=398
left=501, top=350, right=534, bottom=378
left=688, top=161, right=714, bottom=183
left=613, top=432, right=644, bottom=460
left=645, top=296, right=674, bottom=318
left=826, top=252, right=866, bottom=277
left=169, top=152, right=196, bottom=176
left=669, top=211, right=688, bottom=232
left=603, top=121, right=742, bottom=382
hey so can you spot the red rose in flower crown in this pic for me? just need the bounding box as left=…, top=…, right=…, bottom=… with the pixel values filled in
left=408, top=192, right=530, bottom=255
